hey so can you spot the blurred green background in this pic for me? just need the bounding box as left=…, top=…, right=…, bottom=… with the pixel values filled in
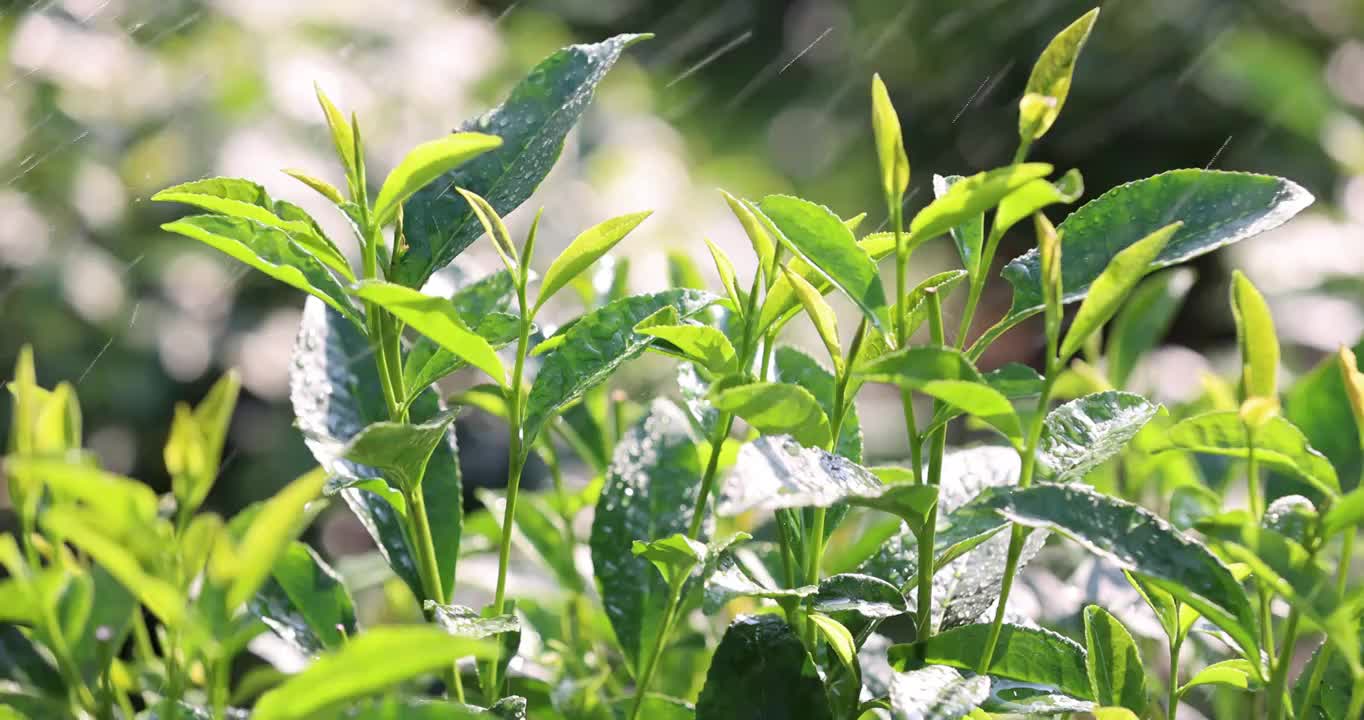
left=2, top=0, right=1362, bottom=518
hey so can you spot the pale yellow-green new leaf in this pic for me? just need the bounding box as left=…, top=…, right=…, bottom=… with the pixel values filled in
left=870, top=73, right=911, bottom=201
left=282, top=168, right=345, bottom=205
left=372, top=133, right=502, bottom=227
left=1231, top=270, right=1279, bottom=402
left=226, top=467, right=328, bottom=608
left=457, top=187, right=519, bottom=276
left=252, top=626, right=497, bottom=720
left=355, top=282, right=508, bottom=387
left=704, top=237, right=744, bottom=312
left=314, top=84, right=356, bottom=183
left=636, top=323, right=738, bottom=374
left=535, top=211, right=653, bottom=314
left=1059, top=222, right=1179, bottom=360
left=721, top=190, right=776, bottom=279
left=1339, top=346, right=1364, bottom=448
left=1020, top=8, right=1100, bottom=143
left=783, top=266, right=842, bottom=370
left=1037, top=212, right=1063, bottom=350
left=809, top=613, right=857, bottom=671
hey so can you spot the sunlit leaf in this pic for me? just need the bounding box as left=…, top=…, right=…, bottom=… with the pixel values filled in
left=372, top=133, right=502, bottom=226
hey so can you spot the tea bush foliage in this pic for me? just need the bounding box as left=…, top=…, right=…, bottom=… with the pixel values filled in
left=5, top=9, right=1364, bottom=720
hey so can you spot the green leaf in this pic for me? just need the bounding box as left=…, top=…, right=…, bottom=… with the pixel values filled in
left=252, top=627, right=496, bottom=720
left=524, top=289, right=716, bottom=444
left=1156, top=411, right=1339, bottom=497
left=632, top=533, right=707, bottom=586
left=12, top=460, right=159, bottom=538
left=426, top=602, right=520, bottom=639
left=372, top=133, right=502, bottom=227
left=1083, top=606, right=1148, bottom=713
left=536, top=211, right=653, bottom=314
left=340, top=412, right=457, bottom=492
left=250, top=542, right=357, bottom=655
left=856, top=346, right=1021, bottom=444
left=153, top=177, right=353, bottom=280
left=783, top=267, right=842, bottom=368
left=0, top=625, right=65, bottom=699
left=889, top=623, right=1091, bottom=701
left=636, top=323, right=737, bottom=374
left=716, top=435, right=881, bottom=516
left=227, top=468, right=328, bottom=608
left=810, top=573, right=908, bottom=643
left=355, top=282, right=507, bottom=387
left=1107, top=268, right=1195, bottom=388
left=403, top=312, right=522, bottom=398
left=932, top=175, right=985, bottom=277
left=703, top=541, right=815, bottom=613
left=1284, top=340, right=1364, bottom=497
left=1060, top=222, right=1180, bottom=360
left=1038, top=391, right=1159, bottom=483
left=966, top=483, right=1260, bottom=664
left=589, top=402, right=706, bottom=675
left=289, top=299, right=462, bottom=599
left=870, top=73, right=910, bottom=201
left=993, top=169, right=1086, bottom=240
left=1323, top=487, right=1364, bottom=537
left=1230, top=270, right=1279, bottom=401
left=395, top=34, right=649, bottom=287
left=908, top=164, right=1054, bottom=244
left=1180, top=659, right=1261, bottom=696
left=1001, top=170, right=1313, bottom=320
left=774, top=346, right=863, bottom=462
left=695, top=615, right=833, bottom=720
left=721, top=190, right=775, bottom=279
left=161, top=215, right=362, bottom=327
left=668, top=249, right=706, bottom=290
left=901, top=270, right=970, bottom=340
left=889, top=665, right=990, bottom=720
left=1195, top=511, right=1329, bottom=614
left=703, top=238, right=744, bottom=312
left=314, top=84, right=356, bottom=184
left=809, top=613, right=858, bottom=670
left=758, top=195, right=890, bottom=333
left=282, top=168, right=344, bottom=205
left=710, top=382, right=832, bottom=450
left=39, top=507, right=185, bottom=627
left=1019, top=8, right=1100, bottom=142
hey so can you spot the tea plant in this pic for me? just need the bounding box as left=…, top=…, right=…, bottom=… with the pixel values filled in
left=3, top=8, right=1363, bottom=720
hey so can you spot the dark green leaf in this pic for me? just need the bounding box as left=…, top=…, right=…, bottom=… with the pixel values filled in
left=589, top=402, right=705, bottom=675
left=1285, top=339, right=1364, bottom=491
left=710, top=382, right=832, bottom=450
left=340, top=412, right=456, bottom=492
left=1107, top=268, right=1195, bottom=389
left=774, top=347, right=862, bottom=462
left=694, top=615, right=833, bottom=720
left=889, top=623, right=1091, bottom=701
left=758, top=195, right=890, bottom=333
left=1083, top=606, right=1148, bottom=713
left=426, top=603, right=519, bottom=639
left=0, top=625, right=64, bottom=698
left=716, top=436, right=881, bottom=516
left=1002, top=170, right=1313, bottom=320
left=1038, top=392, right=1159, bottom=483
left=250, top=543, right=357, bottom=655
left=889, top=665, right=990, bottom=720
left=395, top=34, right=649, bottom=286
left=161, top=215, right=362, bottom=327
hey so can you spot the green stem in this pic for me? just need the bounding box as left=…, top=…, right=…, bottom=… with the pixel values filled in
left=627, top=575, right=686, bottom=720
left=1167, top=630, right=1185, bottom=720
left=1246, top=433, right=1277, bottom=665
left=1266, top=608, right=1301, bottom=720
left=955, top=227, right=1005, bottom=350
left=1296, top=516, right=1356, bottom=716
left=211, top=657, right=230, bottom=720
left=915, top=292, right=949, bottom=641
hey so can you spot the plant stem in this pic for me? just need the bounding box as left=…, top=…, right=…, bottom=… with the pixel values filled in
left=1246, top=433, right=1277, bottom=665
left=1265, top=608, right=1301, bottom=720
left=211, top=657, right=230, bottom=720
left=977, top=356, right=1059, bottom=672
left=1297, top=527, right=1356, bottom=716
left=1167, top=630, right=1185, bottom=720
left=627, top=574, right=687, bottom=720
left=914, top=292, right=949, bottom=641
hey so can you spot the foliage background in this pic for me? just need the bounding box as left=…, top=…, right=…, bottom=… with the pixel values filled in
left=1, top=0, right=1362, bottom=537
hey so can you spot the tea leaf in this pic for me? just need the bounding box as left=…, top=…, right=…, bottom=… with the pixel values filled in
left=355, top=282, right=508, bottom=387
left=0, top=624, right=67, bottom=699
left=703, top=543, right=815, bottom=613
left=290, top=298, right=462, bottom=599
left=536, top=211, right=653, bottom=314
left=1019, top=8, right=1100, bottom=143
left=888, top=665, right=990, bottom=720
left=252, top=627, right=496, bottom=720
left=909, top=164, right=1054, bottom=244
left=340, top=412, right=457, bottom=493
left=932, top=175, right=984, bottom=277
left=1002, top=170, right=1313, bottom=321
left=1231, top=271, right=1279, bottom=402
left=1107, top=268, right=1195, bottom=388
left=589, top=402, right=706, bottom=675
left=809, top=613, right=858, bottom=671
left=372, top=133, right=502, bottom=227
left=154, top=178, right=353, bottom=279
left=250, top=542, right=357, bottom=655
left=314, top=84, right=356, bottom=184
left=702, top=238, right=744, bottom=312
left=967, top=483, right=1260, bottom=663
left=1196, top=512, right=1328, bottom=612
left=1038, top=391, right=1159, bottom=483
left=1323, top=487, right=1364, bottom=536
left=162, top=215, right=362, bottom=327
left=282, top=168, right=344, bottom=205
left=716, top=435, right=880, bottom=516
left=846, top=483, right=939, bottom=534
left=901, top=270, right=970, bottom=340
left=721, top=190, right=775, bottom=278
left=636, top=323, right=737, bottom=375
left=889, top=623, right=1091, bottom=701
left=228, top=467, right=328, bottom=608
left=857, top=346, right=1022, bottom=444
left=1083, top=605, right=1147, bottom=713
left=811, top=573, right=909, bottom=643
left=993, top=169, right=1086, bottom=240
left=403, top=312, right=522, bottom=398
left=758, top=231, right=899, bottom=334
left=870, top=73, right=910, bottom=201
left=1179, top=659, right=1260, bottom=695
left=710, top=382, right=832, bottom=450
left=1156, top=411, right=1339, bottom=497
left=425, top=602, right=520, bottom=639
left=633, top=533, right=707, bottom=586
left=774, top=347, right=862, bottom=462
left=669, top=249, right=706, bottom=290
left=1060, top=222, right=1180, bottom=360
left=524, top=289, right=716, bottom=444
left=456, top=188, right=518, bottom=275
left=783, top=267, right=842, bottom=368
left=12, top=460, right=159, bottom=538
left=695, top=615, right=834, bottom=720
left=395, top=34, right=649, bottom=286
left=758, top=195, right=890, bottom=333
